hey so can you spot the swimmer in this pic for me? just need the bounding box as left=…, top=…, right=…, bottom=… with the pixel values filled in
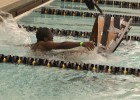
left=31, top=28, right=95, bottom=52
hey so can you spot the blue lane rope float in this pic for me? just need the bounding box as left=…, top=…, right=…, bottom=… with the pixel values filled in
left=19, top=25, right=140, bottom=42
left=0, top=54, right=140, bottom=77
left=38, top=8, right=140, bottom=26
left=61, top=0, right=140, bottom=9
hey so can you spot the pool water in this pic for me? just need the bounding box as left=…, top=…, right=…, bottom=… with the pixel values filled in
left=0, top=0, right=140, bottom=100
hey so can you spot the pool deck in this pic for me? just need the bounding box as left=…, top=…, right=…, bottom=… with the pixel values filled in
left=0, top=0, right=50, bottom=17
left=0, top=0, right=34, bottom=12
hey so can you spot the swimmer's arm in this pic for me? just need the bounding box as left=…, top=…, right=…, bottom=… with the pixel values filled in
left=52, top=42, right=81, bottom=49
left=42, top=41, right=95, bottom=50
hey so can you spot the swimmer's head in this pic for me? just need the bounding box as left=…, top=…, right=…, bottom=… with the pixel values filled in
left=36, top=28, right=53, bottom=42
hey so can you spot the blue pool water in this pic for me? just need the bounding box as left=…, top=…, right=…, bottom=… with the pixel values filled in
left=0, top=0, right=140, bottom=99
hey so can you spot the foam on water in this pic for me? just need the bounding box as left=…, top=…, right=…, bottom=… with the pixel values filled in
left=19, top=34, right=121, bottom=67
left=38, top=36, right=123, bottom=65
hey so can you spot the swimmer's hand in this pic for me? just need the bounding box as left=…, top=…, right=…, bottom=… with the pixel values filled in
left=82, top=41, right=95, bottom=51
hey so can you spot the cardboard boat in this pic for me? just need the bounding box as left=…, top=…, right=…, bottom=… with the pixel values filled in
left=90, top=15, right=133, bottom=53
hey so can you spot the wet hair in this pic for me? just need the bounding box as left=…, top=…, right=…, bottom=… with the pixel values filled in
left=36, top=28, right=52, bottom=42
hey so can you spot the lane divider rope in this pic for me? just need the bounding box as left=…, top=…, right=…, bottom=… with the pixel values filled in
left=37, top=8, right=140, bottom=26
left=61, top=0, right=140, bottom=9
left=19, top=25, right=140, bottom=42
left=0, top=54, right=140, bottom=77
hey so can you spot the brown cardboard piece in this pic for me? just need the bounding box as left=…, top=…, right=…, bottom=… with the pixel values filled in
left=90, top=15, right=132, bottom=53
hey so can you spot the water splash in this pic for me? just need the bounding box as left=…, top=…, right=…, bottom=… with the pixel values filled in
left=0, top=11, right=31, bottom=45
left=35, top=36, right=122, bottom=65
